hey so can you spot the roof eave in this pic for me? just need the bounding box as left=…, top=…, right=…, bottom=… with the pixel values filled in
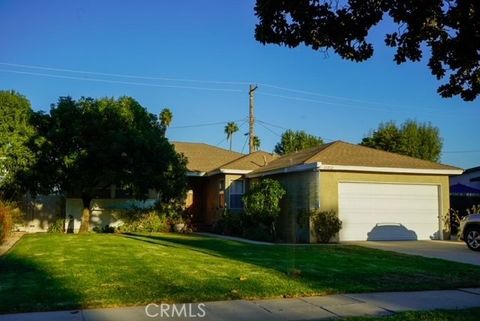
left=186, top=171, right=206, bottom=177
left=247, top=162, right=322, bottom=178
left=318, top=164, right=463, bottom=175
left=207, top=168, right=253, bottom=176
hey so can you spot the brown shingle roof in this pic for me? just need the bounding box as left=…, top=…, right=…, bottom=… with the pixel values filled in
left=251, top=141, right=461, bottom=175
left=216, top=151, right=277, bottom=172
left=173, top=142, right=243, bottom=173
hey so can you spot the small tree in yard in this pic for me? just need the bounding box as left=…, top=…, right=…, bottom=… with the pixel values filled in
left=14, top=96, right=187, bottom=233
left=242, top=179, right=286, bottom=239
left=311, top=210, right=342, bottom=243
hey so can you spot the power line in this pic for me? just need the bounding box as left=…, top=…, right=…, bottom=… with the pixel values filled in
left=0, top=62, right=251, bottom=86
left=257, top=121, right=281, bottom=137
left=170, top=118, right=246, bottom=129
left=257, top=119, right=336, bottom=142
left=258, top=92, right=409, bottom=113
left=0, top=62, right=453, bottom=114
left=0, top=69, right=244, bottom=93
left=257, top=119, right=288, bottom=130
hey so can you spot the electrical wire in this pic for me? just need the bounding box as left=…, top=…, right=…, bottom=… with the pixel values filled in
left=0, top=69, right=244, bottom=93
left=0, top=62, right=251, bottom=86
left=170, top=118, right=246, bottom=129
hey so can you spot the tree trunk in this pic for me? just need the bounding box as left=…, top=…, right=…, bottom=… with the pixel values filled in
left=78, top=194, right=92, bottom=233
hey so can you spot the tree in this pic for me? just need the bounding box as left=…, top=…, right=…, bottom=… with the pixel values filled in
left=28, top=96, right=187, bottom=232
left=224, top=121, right=239, bottom=151
left=254, top=0, right=480, bottom=101
left=159, top=108, right=173, bottom=136
left=252, top=136, right=261, bottom=151
left=360, top=121, right=402, bottom=154
left=0, top=91, right=38, bottom=198
left=274, top=130, right=324, bottom=155
left=360, top=120, right=443, bottom=162
left=242, top=178, right=286, bottom=239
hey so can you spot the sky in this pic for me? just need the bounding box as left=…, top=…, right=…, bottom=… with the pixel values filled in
left=0, top=0, right=479, bottom=169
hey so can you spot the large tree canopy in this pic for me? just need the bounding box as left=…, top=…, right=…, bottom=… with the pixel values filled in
left=360, top=120, right=443, bottom=162
left=274, top=129, right=324, bottom=155
left=0, top=90, right=38, bottom=198
left=26, top=96, right=187, bottom=232
left=255, top=0, right=480, bottom=101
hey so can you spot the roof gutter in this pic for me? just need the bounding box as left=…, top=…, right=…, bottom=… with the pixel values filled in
left=246, top=162, right=321, bottom=178
left=318, top=164, right=463, bottom=175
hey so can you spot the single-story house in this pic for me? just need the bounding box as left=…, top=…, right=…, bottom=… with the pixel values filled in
left=245, top=141, right=463, bottom=242
left=16, top=140, right=463, bottom=243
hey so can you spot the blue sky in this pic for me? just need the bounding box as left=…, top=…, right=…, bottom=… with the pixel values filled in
left=0, top=0, right=478, bottom=168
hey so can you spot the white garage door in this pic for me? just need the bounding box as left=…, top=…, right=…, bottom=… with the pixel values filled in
left=338, top=182, right=440, bottom=241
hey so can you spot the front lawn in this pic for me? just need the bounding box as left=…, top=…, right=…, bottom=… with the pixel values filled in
left=1, top=233, right=479, bottom=313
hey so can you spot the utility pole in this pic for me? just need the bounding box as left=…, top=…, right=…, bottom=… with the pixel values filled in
left=248, top=84, right=258, bottom=154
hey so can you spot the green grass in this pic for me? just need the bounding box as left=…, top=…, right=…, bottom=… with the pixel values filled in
left=1, top=233, right=480, bottom=314
left=345, top=308, right=480, bottom=321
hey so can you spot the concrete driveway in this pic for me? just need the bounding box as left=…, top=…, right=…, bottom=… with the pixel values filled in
left=348, top=240, right=480, bottom=266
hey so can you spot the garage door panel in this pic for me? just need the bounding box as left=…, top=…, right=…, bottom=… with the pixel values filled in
left=338, top=183, right=439, bottom=241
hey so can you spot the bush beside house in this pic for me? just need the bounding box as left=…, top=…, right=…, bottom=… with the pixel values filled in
left=213, top=179, right=286, bottom=242
left=311, top=210, right=342, bottom=243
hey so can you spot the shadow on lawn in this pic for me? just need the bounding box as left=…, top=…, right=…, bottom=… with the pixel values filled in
left=120, top=233, right=480, bottom=294
left=0, top=253, right=83, bottom=314
left=121, top=232, right=307, bottom=270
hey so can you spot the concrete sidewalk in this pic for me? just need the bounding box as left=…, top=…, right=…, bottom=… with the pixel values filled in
left=1, top=288, right=479, bottom=321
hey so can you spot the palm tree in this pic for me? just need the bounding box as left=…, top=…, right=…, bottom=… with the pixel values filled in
left=253, top=136, right=261, bottom=151
left=224, top=122, right=239, bottom=151
left=159, top=108, right=173, bottom=136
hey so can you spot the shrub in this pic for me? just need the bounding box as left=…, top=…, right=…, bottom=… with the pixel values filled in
left=213, top=210, right=244, bottom=236
left=243, top=179, right=286, bottom=239
left=92, top=224, right=115, bottom=233
left=243, top=225, right=274, bottom=242
left=311, top=210, right=342, bottom=243
left=48, top=218, right=65, bottom=233
left=117, top=210, right=170, bottom=233
left=0, top=201, right=13, bottom=244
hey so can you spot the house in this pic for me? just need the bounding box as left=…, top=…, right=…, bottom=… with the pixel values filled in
left=246, top=141, right=463, bottom=242
left=449, top=166, right=480, bottom=216
left=14, top=140, right=464, bottom=242
left=450, top=166, right=480, bottom=190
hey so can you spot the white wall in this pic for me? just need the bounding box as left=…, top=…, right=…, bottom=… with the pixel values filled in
left=16, top=195, right=64, bottom=233
left=65, top=198, right=156, bottom=233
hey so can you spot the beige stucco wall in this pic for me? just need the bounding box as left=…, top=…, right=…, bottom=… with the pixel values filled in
left=269, top=171, right=320, bottom=243
left=318, top=170, right=450, bottom=239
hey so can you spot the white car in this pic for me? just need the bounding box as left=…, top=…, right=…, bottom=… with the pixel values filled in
left=459, top=213, right=480, bottom=251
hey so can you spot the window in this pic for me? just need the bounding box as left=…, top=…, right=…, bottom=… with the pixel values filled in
left=229, top=179, right=245, bottom=209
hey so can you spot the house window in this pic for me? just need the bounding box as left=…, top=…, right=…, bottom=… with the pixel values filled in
left=218, top=180, right=225, bottom=208
left=229, top=179, right=245, bottom=209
